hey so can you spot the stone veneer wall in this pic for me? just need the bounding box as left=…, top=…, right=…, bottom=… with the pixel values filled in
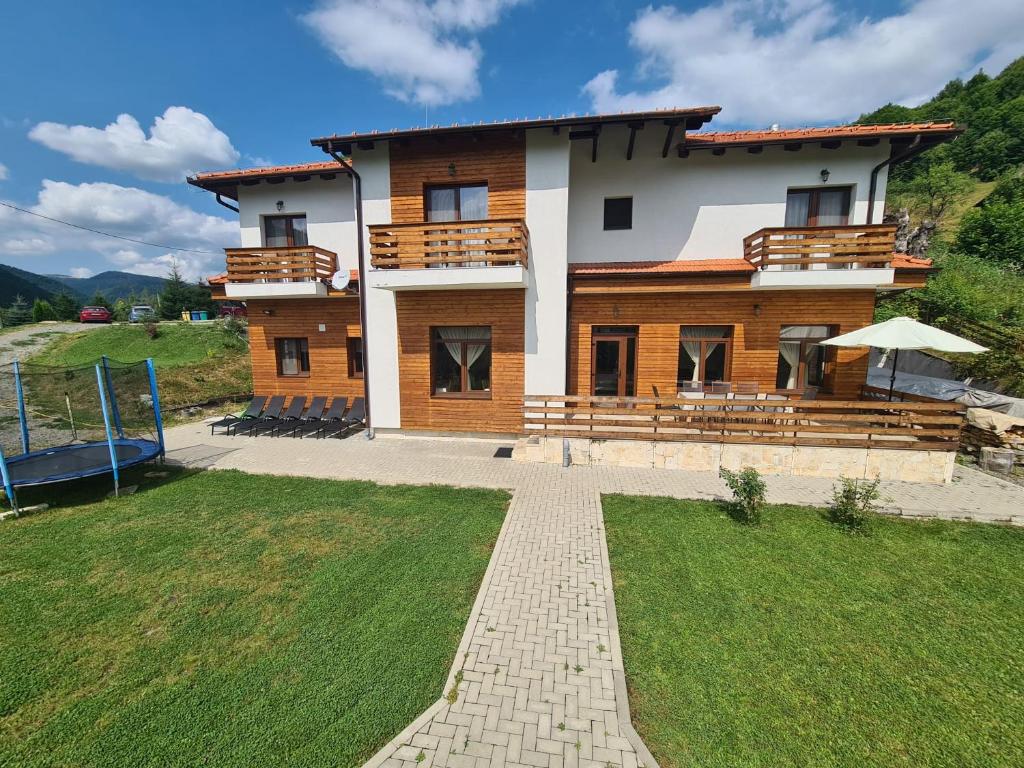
left=513, top=436, right=956, bottom=484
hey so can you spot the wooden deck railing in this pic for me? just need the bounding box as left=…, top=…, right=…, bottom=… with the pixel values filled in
left=743, top=224, right=897, bottom=269
left=369, top=219, right=529, bottom=269
left=224, top=246, right=338, bottom=283
left=523, top=394, right=965, bottom=451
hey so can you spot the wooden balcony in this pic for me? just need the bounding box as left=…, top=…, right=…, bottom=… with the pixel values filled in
left=743, top=224, right=897, bottom=270
left=222, top=246, right=339, bottom=299
left=225, top=245, right=338, bottom=283
left=369, top=219, right=529, bottom=270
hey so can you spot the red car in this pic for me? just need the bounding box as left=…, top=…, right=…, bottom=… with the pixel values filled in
left=218, top=302, right=247, bottom=318
left=79, top=306, right=112, bottom=323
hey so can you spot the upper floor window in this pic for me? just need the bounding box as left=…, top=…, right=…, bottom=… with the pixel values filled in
left=603, top=197, right=633, bottom=230
left=425, top=184, right=488, bottom=222
left=432, top=326, right=492, bottom=398
left=276, top=337, right=309, bottom=377
left=264, top=214, right=308, bottom=247
left=785, top=187, right=851, bottom=227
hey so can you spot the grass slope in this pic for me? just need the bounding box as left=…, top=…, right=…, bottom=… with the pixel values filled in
left=604, top=496, right=1024, bottom=768
left=0, top=469, right=507, bottom=767
left=29, top=323, right=251, bottom=410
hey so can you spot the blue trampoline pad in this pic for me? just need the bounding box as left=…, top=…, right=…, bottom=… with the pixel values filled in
left=4, top=439, right=162, bottom=487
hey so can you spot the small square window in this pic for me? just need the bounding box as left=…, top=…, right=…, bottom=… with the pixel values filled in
left=276, top=338, right=309, bottom=377
left=347, top=337, right=364, bottom=379
left=603, top=197, right=632, bottom=230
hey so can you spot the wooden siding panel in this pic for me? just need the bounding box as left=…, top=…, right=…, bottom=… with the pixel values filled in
left=395, top=289, right=525, bottom=433
left=247, top=298, right=364, bottom=401
left=569, top=290, right=876, bottom=400
left=388, top=132, right=526, bottom=224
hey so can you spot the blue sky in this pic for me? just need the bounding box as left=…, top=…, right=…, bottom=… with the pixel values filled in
left=1, top=0, right=1021, bottom=283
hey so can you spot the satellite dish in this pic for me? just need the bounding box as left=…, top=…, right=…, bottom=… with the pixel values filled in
left=330, top=270, right=350, bottom=291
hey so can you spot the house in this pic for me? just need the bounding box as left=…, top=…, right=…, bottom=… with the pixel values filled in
left=188, top=108, right=960, bottom=440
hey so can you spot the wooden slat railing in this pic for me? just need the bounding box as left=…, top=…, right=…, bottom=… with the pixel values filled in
left=743, top=224, right=897, bottom=269
left=369, top=219, right=529, bottom=269
left=523, top=394, right=965, bottom=451
left=225, top=246, right=338, bottom=283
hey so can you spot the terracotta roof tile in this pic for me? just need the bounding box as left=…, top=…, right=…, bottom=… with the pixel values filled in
left=686, top=121, right=959, bottom=147
left=191, top=161, right=343, bottom=183
left=570, top=259, right=755, bottom=275
left=891, top=253, right=934, bottom=269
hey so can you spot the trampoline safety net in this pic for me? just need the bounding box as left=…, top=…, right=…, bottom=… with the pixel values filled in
left=0, top=357, right=164, bottom=502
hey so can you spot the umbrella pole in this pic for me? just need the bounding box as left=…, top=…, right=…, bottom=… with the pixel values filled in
left=888, top=348, right=899, bottom=401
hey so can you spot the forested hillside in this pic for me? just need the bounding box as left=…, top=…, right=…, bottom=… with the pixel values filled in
left=859, top=56, right=1024, bottom=395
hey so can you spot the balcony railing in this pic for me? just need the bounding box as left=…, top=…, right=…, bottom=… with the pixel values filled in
left=743, top=224, right=897, bottom=270
left=369, top=219, right=529, bottom=270
left=224, top=246, right=337, bottom=283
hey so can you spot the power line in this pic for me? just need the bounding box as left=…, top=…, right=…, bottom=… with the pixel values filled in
left=0, top=200, right=223, bottom=255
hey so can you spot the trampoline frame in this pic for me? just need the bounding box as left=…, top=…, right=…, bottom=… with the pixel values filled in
left=0, top=357, right=165, bottom=513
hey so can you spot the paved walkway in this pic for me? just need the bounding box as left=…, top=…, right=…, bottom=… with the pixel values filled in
left=163, top=422, right=1024, bottom=525
left=159, top=423, right=1024, bottom=768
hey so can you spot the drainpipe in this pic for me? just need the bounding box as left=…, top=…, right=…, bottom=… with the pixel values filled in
left=323, top=142, right=374, bottom=440
left=866, top=135, right=921, bottom=224
left=215, top=193, right=239, bottom=214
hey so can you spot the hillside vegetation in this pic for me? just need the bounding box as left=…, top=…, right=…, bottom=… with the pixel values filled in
left=29, top=322, right=252, bottom=411
left=860, top=56, right=1024, bottom=395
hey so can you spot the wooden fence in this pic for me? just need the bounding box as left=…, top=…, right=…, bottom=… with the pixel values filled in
left=225, top=246, right=337, bottom=283
left=369, top=219, right=528, bottom=269
left=743, top=224, right=897, bottom=269
left=524, top=394, right=965, bottom=451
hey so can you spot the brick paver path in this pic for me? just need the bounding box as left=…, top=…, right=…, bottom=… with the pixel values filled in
left=160, top=423, right=1024, bottom=768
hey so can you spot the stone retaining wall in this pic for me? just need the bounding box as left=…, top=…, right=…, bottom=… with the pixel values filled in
left=513, top=436, right=956, bottom=484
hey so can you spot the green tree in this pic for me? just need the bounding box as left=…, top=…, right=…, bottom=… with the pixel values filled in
left=50, top=291, right=82, bottom=321
left=111, top=298, right=131, bottom=322
left=31, top=298, right=57, bottom=322
left=887, top=161, right=973, bottom=224
left=158, top=263, right=195, bottom=320
left=5, top=295, right=32, bottom=326
left=955, top=200, right=1024, bottom=269
left=87, top=291, right=112, bottom=311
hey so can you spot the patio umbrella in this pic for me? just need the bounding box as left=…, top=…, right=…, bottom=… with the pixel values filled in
left=821, top=316, right=989, bottom=401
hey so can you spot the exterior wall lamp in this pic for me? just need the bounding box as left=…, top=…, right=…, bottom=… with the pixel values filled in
left=448, top=162, right=457, bottom=177
left=753, top=303, right=762, bottom=317
left=820, top=168, right=830, bottom=183
left=276, top=200, right=285, bottom=211
left=261, top=308, right=274, bottom=316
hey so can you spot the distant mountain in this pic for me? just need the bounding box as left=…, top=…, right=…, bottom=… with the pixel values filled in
left=0, top=264, right=69, bottom=305
left=1, top=263, right=169, bottom=306
left=49, top=271, right=168, bottom=302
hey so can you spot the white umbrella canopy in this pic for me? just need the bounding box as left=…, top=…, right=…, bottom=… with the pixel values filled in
left=821, top=316, right=989, bottom=400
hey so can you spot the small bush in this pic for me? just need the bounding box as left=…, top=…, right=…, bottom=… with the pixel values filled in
left=719, top=466, right=767, bottom=525
left=144, top=322, right=160, bottom=339
left=828, top=477, right=882, bottom=533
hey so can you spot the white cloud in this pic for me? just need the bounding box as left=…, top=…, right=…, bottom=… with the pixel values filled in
left=0, top=181, right=238, bottom=282
left=69, top=267, right=94, bottom=279
left=0, top=162, right=8, bottom=181
left=583, top=0, right=1024, bottom=126
left=28, top=106, right=240, bottom=183
left=301, top=0, right=525, bottom=106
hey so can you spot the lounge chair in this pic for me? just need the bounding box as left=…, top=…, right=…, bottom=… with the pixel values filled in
left=296, top=396, right=348, bottom=438
left=210, top=395, right=267, bottom=435
left=278, top=396, right=327, bottom=437
left=321, top=397, right=365, bottom=439
left=249, top=396, right=307, bottom=437
left=228, top=395, right=285, bottom=436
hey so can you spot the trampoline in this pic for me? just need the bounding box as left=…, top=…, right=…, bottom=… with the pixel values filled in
left=0, top=357, right=165, bottom=512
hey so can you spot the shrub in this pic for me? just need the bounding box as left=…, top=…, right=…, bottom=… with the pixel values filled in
left=31, top=298, right=57, bottom=322
left=719, top=466, right=767, bottom=525
left=144, top=322, right=160, bottom=339
left=828, top=477, right=882, bottom=533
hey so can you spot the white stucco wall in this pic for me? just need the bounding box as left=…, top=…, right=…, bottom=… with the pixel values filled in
left=354, top=147, right=402, bottom=430
left=524, top=130, right=571, bottom=396
left=566, top=124, right=890, bottom=264
left=237, top=177, right=357, bottom=274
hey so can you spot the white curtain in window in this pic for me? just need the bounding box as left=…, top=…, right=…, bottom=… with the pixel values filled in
left=438, top=327, right=489, bottom=367
left=780, top=325, right=831, bottom=340
left=680, top=326, right=728, bottom=382
left=779, top=341, right=802, bottom=388
left=816, top=189, right=848, bottom=226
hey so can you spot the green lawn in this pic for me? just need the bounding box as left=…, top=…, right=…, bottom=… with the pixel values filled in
left=604, top=496, right=1024, bottom=768
left=0, top=469, right=507, bottom=767
left=29, top=323, right=251, bottom=410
